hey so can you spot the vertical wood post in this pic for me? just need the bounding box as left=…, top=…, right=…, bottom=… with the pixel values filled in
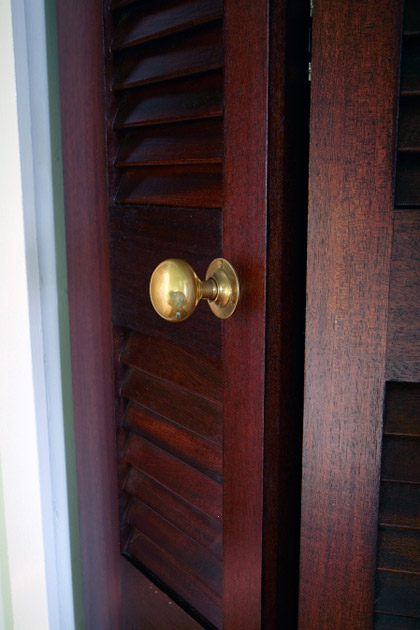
left=56, top=2, right=121, bottom=627
left=299, top=2, right=403, bottom=628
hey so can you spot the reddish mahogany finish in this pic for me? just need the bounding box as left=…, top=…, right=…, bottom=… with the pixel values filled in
left=124, top=434, right=222, bottom=520
left=299, top=1, right=403, bottom=628
left=120, top=556, right=204, bottom=630
left=113, top=23, right=223, bottom=91
left=57, top=0, right=309, bottom=627
left=124, top=403, right=222, bottom=481
left=223, top=2, right=308, bottom=627
left=116, top=165, right=223, bottom=207
left=122, top=370, right=222, bottom=444
left=112, top=0, right=223, bottom=51
left=124, top=466, right=222, bottom=555
left=109, top=204, right=222, bottom=357
left=386, top=212, right=420, bottom=381
left=115, top=119, right=223, bottom=166
left=56, top=1, right=121, bottom=628
left=223, top=0, right=268, bottom=624
left=121, top=331, right=223, bottom=401
left=113, top=73, right=223, bottom=129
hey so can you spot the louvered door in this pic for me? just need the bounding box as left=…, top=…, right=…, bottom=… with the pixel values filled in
left=57, top=0, right=308, bottom=628
left=106, top=5, right=224, bottom=625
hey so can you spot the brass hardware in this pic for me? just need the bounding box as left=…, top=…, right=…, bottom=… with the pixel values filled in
left=149, top=258, right=240, bottom=322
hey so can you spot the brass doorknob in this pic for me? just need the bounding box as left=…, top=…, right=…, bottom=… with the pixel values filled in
left=150, top=258, right=240, bottom=322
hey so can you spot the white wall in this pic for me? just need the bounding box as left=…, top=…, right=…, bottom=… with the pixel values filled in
left=0, top=0, right=78, bottom=628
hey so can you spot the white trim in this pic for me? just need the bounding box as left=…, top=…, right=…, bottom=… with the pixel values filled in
left=20, top=0, right=76, bottom=626
left=0, top=0, right=50, bottom=626
left=0, top=0, right=75, bottom=627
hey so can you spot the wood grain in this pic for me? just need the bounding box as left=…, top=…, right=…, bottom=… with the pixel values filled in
left=223, top=0, right=269, bottom=627
left=106, top=7, right=226, bottom=620
left=112, top=0, right=223, bottom=50
left=125, top=467, right=222, bottom=556
left=56, top=1, right=121, bottom=627
left=114, top=72, right=223, bottom=129
left=109, top=204, right=222, bottom=358
left=386, top=212, right=420, bottom=380
left=124, top=434, right=222, bottom=520
left=122, top=368, right=221, bottom=443
left=126, top=498, right=222, bottom=595
left=113, top=329, right=129, bottom=458
left=60, top=0, right=310, bottom=625
left=115, top=119, right=223, bottom=166
left=121, top=331, right=222, bottom=401
left=113, top=23, right=222, bottom=91
left=299, top=1, right=403, bottom=628
left=113, top=328, right=132, bottom=553
left=116, top=165, right=222, bottom=207
left=120, top=556, right=203, bottom=630
left=124, top=403, right=222, bottom=481
left=126, top=529, right=222, bottom=628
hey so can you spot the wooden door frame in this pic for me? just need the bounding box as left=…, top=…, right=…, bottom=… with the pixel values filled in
left=56, top=1, right=120, bottom=626
left=299, top=1, right=404, bottom=628
left=56, top=1, right=308, bottom=628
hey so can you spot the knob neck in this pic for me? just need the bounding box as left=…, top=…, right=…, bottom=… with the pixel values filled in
left=201, top=278, right=218, bottom=301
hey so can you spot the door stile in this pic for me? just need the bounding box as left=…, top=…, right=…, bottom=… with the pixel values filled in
left=223, top=2, right=309, bottom=627
left=223, top=1, right=269, bottom=626
left=299, top=1, right=403, bottom=628
left=56, top=1, right=121, bottom=628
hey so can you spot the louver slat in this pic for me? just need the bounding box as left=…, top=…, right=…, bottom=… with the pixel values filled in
left=120, top=559, right=204, bottom=630
left=113, top=24, right=222, bottom=91
left=116, top=164, right=222, bottom=207
left=112, top=0, right=223, bottom=50
left=126, top=528, right=222, bottom=628
left=125, top=467, right=222, bottom=556
left=124, top=403, right=223, bottom=481
left=126, top=498, right=222, bottom=595
left=377, top=528, right=420, bottom=574
left=122, top=368, right=221, bottom=443
left=124, top=434, right=222, bottom=520
left=114, top=72, right=223, bottom=129
left=115, top=119, right=223, bottom=166
left=121, top=331, right=223, bottom=401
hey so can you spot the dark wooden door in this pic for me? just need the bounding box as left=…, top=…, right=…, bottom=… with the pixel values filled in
left=56, top=1, right=308, bottom=628
left=299, top=1, right=420, bottom=628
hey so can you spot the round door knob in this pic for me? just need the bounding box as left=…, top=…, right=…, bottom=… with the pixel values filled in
left=150, top=258, right=240, bottom=322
